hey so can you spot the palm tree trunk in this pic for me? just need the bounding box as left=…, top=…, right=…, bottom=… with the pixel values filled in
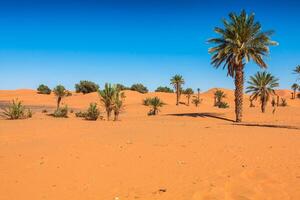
left=293, top=89, right=296, bottom=99
left=114, top=111, right=119, bottom=121
left=176, top=85, right=179, bottom=106
left=107, top=110, right=111, bottom=121
left=261, top=98, right=266, bottom=113
left=234, top=64, right=244, bottom=122
left=57, top=97, right=61, bottom=110
left=187, top=96, right=190, bottom=106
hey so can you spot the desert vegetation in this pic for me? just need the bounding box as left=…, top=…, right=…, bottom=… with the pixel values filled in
left=146, top=97, right=165, bottom=116
left=291, top=83, right=299, bottom=99
left=246, top=71, right=279, bottom=113
left=37, top=84, right=51, bottom=94
left=208, top=10, right=277, bottom=122
left=183, top=88, right=194, bottom=106
left=75, top=80, right=99, bottom=94
left=1, top=99, right=32, bottom=120
left=53, top=85, right=69, bottom=110
left=130, top=83, right=148, bottom=94
left=170, top=75, right=184, bottom=106
left=155, top=86, right=174, bottom=93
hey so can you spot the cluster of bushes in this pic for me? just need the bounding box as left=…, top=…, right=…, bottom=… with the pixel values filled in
left=75, top=103, right=101, bottom=121
left=155, top=86, right=174, bottom=93
left=2, top=99, right=32, bottom=120
left=37, top=84, right=51, bottom=94
left=130, top=83, right=148, bottom=94
left=75, top=80, right=99, bottom=94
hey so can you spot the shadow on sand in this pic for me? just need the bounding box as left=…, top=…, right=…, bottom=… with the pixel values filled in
left=166, top=112, right=235, bottom=122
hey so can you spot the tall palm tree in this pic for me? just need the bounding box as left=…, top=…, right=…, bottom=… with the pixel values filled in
left=291, top=83, right=299, bottom=99
left=170, top=75, right=185, bottom=106
left=184, top=88, right=194, bottom=106
left=53, top=85, right=68, bottom=110
left=208, top=10, right=277, bottom=122
left=246, top=71, right=279, bottom=113
left=99, top=83, right=116, bottom=121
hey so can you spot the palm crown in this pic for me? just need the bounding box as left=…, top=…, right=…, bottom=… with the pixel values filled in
left=208, top=10, right=278, bottom=77
left=170, top=75, right=184, bottom=89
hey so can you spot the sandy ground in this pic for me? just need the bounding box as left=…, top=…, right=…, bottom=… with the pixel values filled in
left=0, top=89, right=300, bottom=200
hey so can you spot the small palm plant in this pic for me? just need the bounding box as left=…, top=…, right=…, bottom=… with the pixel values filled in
left=53, top=85, right=68, bottom=110
left=183, top=88, right=194, bottom=106
left=214, top=90, right=226, bottom=107
left=112, top=90, right=125, bottom=121
left=147, top=97, right=165, bottom=116
left=246, top=71, right=279, bottom=113
left=192, top=96, right=201, bottom=107
left=85, top=103, right=100, bottom=121
left=2, top=99, right=32, bottom=119
left=170, top=75, right=184, bottom=106
left=99, top=83, right=116, bottom=121
left=291, top=83, right=299, bottom=99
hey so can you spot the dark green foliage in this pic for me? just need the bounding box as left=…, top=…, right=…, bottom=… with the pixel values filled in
left=75, top=111, right=87, bottom=118
left=155, top=86, right=174, bottom=93
left=2, top=99, right=32, bottom=119
left=130, top=83, right=148, bottom=94
left=116, top=84, right=130, bottom=91
left=192, top=96, right=202, bottom=107
left=85, top=103, right=100, bottom=121
left=214, top=90, right=226, bottom=107
left=75, top=80, right=99, bottom=94
left=99, top=83, right=115, bottom=121
left=280, top=98, right=287, bottom=107
left=112, top=90, right=125, bottom=121
left=53, top=105, right=68, bottom=118
left=170, top=75, right=185, bottom=106
left=37, top=84, right=51, bottom=94
left=218, top=102, right=229, bottom=109
left=147, top=97, right=165, bottom=116
left=183, top=88, right=194, bottom=106
left=53, top=85, right=68, bottom=109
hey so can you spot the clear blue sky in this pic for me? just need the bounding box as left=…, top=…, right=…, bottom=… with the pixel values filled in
left=0, top=0, right=299, bottom=91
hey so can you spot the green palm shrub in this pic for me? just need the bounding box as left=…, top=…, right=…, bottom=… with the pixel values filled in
left=218, top=102, right=229, bottom=109
left=192, top=96, right=202, bottom=107
left=112, top=90, right=125, bottom=121
left=37, top=84, right=51, bottom=94
left=291, top=83, right=299, bottom=99
left=208, top=10, right=277, bottom=122
left=214, top=90, right=226, bottom=107
left=85, top=103, right=100, bottom=120
left=147, top=97, right=165, bottom=116
left=99, top=83, right=115, bottom=121
left=170, top=75, right=185, bottom=105
left=280, top=98, right=288, bottom=107
left=53, top=105, right=68, bottom=118
left=155, top=86, right=174, bottom=93
left=75, top=80, right=99, bottom=94
left=75, top=111, right=87, bottom=118
left=183, top=88, right=194, bottom=106
left=246, top=71, right=279, bottom=113
left=2, top=99, right=32, bottom=119
left=53, top=85, right=68, bottom=109
left=130, top=83, right=148, bottom=94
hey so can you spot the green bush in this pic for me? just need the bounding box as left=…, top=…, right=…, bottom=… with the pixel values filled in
left=116, top=84, right=130, bottom=91
left=75, top=80, right=99, bottom=94
left=155, top=86, right=174, bottom=93
left=37, top=84, right=51, bottom=94
left=147, top=97, right=165, bottom=115
left=142, top=97, right=152, bottom=106
left=130, top=83, right=148, bottom=94
left=2, top=99, right=32, bottom=119
left=75, top=111, right=87, bottom=118
left=53, top=106, right=68, bottom=118
left=85, top=103, right=100, bottom=121
left=218, top=102, right=229, bottom=109
left=280, top=98, right=288, bottom=107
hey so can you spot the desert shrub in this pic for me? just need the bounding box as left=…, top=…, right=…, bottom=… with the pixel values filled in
left=53, top=105, right=68, bottom=118
left=53, top=85, right=68, bottom=109
left=130, top=83, right=148, bottom=94
left=116, top=84, right=130, bottom=91
left=37, top=84, right=51, bottom=94
left=192, top=97, right=202, bottom=107
left=85, top=103, right=100, bottom=121
left=218, top=102, right=229, bottom=109
left=147, top=97, right=165, bottom=116
left=75, top=111, right=87, bottom=118
left=142, top=97, right=152, bottom=106
left=214, top=90, right=226, bottom=106
left=155, top=86, right=174, bottom=93
left=280, top=98, right=288, bottom=107
left=2, top=99, right=32, bottom=119
left=112, top=90, right=125, bottom=121
left=75, top=80, right=99, bottom=94
left=297, top=93, right=300, bottom=99
left=42, top=109, right=48, bottom=113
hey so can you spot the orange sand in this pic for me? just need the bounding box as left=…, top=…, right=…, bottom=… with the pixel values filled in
left=0, top=89, right=300, bottom=200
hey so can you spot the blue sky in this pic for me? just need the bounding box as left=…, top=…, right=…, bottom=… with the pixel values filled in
left=0, top=0, right=299, bottom=91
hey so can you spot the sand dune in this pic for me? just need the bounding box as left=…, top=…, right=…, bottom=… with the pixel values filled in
left=0, top=89, right=300, bottom=200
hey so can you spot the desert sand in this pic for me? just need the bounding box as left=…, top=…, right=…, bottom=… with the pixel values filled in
left=0, top=89, right=300, bottom=200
